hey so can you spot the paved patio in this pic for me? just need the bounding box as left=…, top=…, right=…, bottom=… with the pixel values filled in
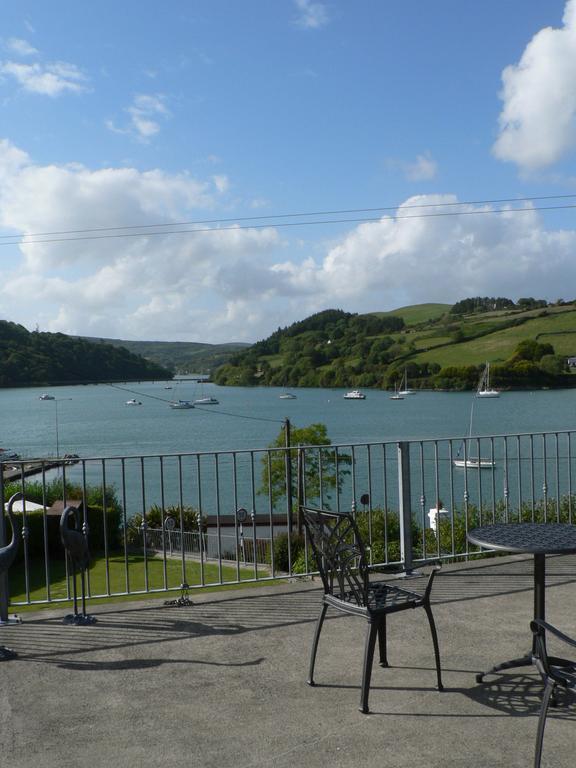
left=2, top=555, right=576, bottom=768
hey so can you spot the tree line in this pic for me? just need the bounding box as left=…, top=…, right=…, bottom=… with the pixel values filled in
left=0, top=320, right=171, bottom=386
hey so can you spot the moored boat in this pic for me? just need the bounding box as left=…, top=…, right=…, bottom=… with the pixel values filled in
left=477, top=362, right=499, bottom=398
left=343, top=390, right=366, bottom=400
left=170, top=400, right=194, bottom=409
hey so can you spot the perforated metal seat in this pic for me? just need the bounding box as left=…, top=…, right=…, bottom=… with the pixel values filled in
left=301, top=506, right=443, bottom=713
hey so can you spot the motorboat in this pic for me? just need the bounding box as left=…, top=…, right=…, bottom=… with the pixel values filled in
left=39, top=393, right=55, bottom=400
left=126, top=399, right=142, bottom=406
left=170, top=400, right=194, bottom=409
left=398, top=369, right=417, bottom=396
left=476, top=362, right=499, bottom=398
left=279, top=393, right=297, bottom=400
left=194, top=396, right=219, bottom=405
left=343, top=390, right=366, bottom=400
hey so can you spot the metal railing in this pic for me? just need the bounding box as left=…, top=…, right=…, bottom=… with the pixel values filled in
left=1, top=428, right=575, bottom=612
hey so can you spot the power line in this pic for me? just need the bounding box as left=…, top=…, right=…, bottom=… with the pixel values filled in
left=1, top=201, right=575, bottom=247
left=107, top=383, right=284, bottom=424
left=1, top=193, right=575, bottom=246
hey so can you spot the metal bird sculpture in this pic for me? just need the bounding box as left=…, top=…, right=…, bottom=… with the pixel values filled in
left=60, top=504, right=96, bottom=625
left=0, top=492, right=23, bottom=660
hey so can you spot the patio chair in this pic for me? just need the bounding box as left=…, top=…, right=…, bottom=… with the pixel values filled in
left=530, top=619, right=576, bottom=768
left=301, top=506, right=443, bottom=713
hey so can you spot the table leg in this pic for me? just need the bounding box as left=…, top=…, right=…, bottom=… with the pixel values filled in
left=476, top=553, right=545, bottom=684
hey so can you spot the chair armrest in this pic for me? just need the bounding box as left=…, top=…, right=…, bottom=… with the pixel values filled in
left=531, top=620, right=576, bottom=649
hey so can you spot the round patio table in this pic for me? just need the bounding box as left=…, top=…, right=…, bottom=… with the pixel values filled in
left=467, top=523, right=576, bottom=683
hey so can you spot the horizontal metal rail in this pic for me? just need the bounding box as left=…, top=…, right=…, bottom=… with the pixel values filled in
left=1, top=428, right=575, bottom=613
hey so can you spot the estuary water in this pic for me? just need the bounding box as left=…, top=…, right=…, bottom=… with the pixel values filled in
left=1, top=379, right=575, bottom=459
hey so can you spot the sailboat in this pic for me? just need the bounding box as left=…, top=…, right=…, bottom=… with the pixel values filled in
left=453, top=396, right=495, bottom=469
left=476, top=362, right=499, bottom=398
left=398, top=369, right=416, bottom=396
left=193, top=380, right=219, bottom=405
left=390, top=382, right=404, bottom=400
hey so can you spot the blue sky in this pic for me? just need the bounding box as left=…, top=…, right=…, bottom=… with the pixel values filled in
left=1, top=0, right=576, bottom=342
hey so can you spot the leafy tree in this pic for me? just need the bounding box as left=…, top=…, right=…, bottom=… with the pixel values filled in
left=259, top=422, right=350, bottom=512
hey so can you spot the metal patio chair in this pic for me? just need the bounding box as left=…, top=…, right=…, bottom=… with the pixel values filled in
left=301, top=506, right=443, bottom=713
left=530, top=619, right=576, bottom=768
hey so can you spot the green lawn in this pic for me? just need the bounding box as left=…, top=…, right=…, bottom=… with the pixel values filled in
left=9, top=552, right=275, bottom=612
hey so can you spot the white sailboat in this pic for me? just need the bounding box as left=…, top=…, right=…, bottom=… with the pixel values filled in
left=476, top=362, right=499, bottom=398
left=398, top=369, right=416, bottom=396
left=390, top=382, right=404, bottom=400
left=453, top=397, right=495, bottom=469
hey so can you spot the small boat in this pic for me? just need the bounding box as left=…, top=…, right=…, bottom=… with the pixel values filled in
left=453, top=458, right=495, bottom=469
left=343, top=390, right=366, bottom=400
left=279, top=393, right=297, bottom=400
left=390, top=381, right=404, bottom=400
left=170, top=400, right=194, bottom=409
left=194, top=396, right=219, bottom=405
left=39, top=393, right=55, bottom=400
left=164, top=386, right=173, bottom=390
left=476, top=362, right=499, bottom=398
left=125, top=399, right=142, bottom=406
left=0, top=448, right=20, bottom=463
left=453, top=396, right=495, bottom=469
left=398, top=369, right=416, bottom=396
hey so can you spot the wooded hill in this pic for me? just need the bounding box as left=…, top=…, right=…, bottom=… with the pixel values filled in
left=213, top=299, right=576, bottom=391
left=0, top=321, right=171, bottom=386
left=79, top=336, right=250, bottom=375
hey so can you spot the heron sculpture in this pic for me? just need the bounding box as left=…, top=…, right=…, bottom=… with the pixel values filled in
left=0, top=492, right=23, bottom=660
left=60, top=504, right=96, bottom=625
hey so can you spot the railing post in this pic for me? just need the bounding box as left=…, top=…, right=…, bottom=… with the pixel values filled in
left=0, top=482, right=8, bottom=621
left=397, top=441, right=414, bottom=573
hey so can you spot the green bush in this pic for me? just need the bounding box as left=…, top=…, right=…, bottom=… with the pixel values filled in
left=3, top=478, right=123, bottom=562
left=272, top=532, right=305, bottom=572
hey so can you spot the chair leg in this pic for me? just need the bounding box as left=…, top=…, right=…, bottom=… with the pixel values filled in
left=424, top=603, right=443, bottom=691
left=360, top=621, right=379, bottom=714
left=377, top=617, right=389, bottom=667
left=307, top=603, right=328, bottom=686
left=534, top=678, right=555, bottom=768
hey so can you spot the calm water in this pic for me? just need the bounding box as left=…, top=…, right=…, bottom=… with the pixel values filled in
left=1, top=380, right=575, bottom=459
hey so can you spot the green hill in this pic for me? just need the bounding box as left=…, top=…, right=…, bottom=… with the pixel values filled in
left=0, top=321, right=172, bottom=387
left=213, top=299, right=576, bottom=391
left=80, top=337, right=250, bottom=375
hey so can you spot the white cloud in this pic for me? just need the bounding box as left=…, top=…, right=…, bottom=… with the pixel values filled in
left=269, top=195, right=576, bottom=311
left=405, top=152, right=437, bottom=181
left=0, top=138, right=281, bottom=342
left=107, top=93, right=170, bottom=142
left=5, top=37, right=38, bottom=57
left=0, top=59, right=87, bottom=96
left=212, top=174, right=230, bottom=193
left=294, top=0, right=329, bottom=30
left=493, top=0, right=576, bottom=170
left=2, top=138, right=576, bottom=343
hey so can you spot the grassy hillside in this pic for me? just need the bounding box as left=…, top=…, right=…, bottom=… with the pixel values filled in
left=413, top=306, right=576, bottom=367
left=375, top=303, right=451, bottom=326
left=213, top=300, right=576, bottom=391
left=81, top=337, right=250, bottom=374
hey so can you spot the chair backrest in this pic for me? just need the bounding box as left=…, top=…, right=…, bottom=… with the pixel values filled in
left=301, top=506, right=368, bottom=605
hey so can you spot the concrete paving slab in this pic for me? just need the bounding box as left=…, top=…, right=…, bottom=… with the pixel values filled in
left=1, top=556, right=576, bottom=768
